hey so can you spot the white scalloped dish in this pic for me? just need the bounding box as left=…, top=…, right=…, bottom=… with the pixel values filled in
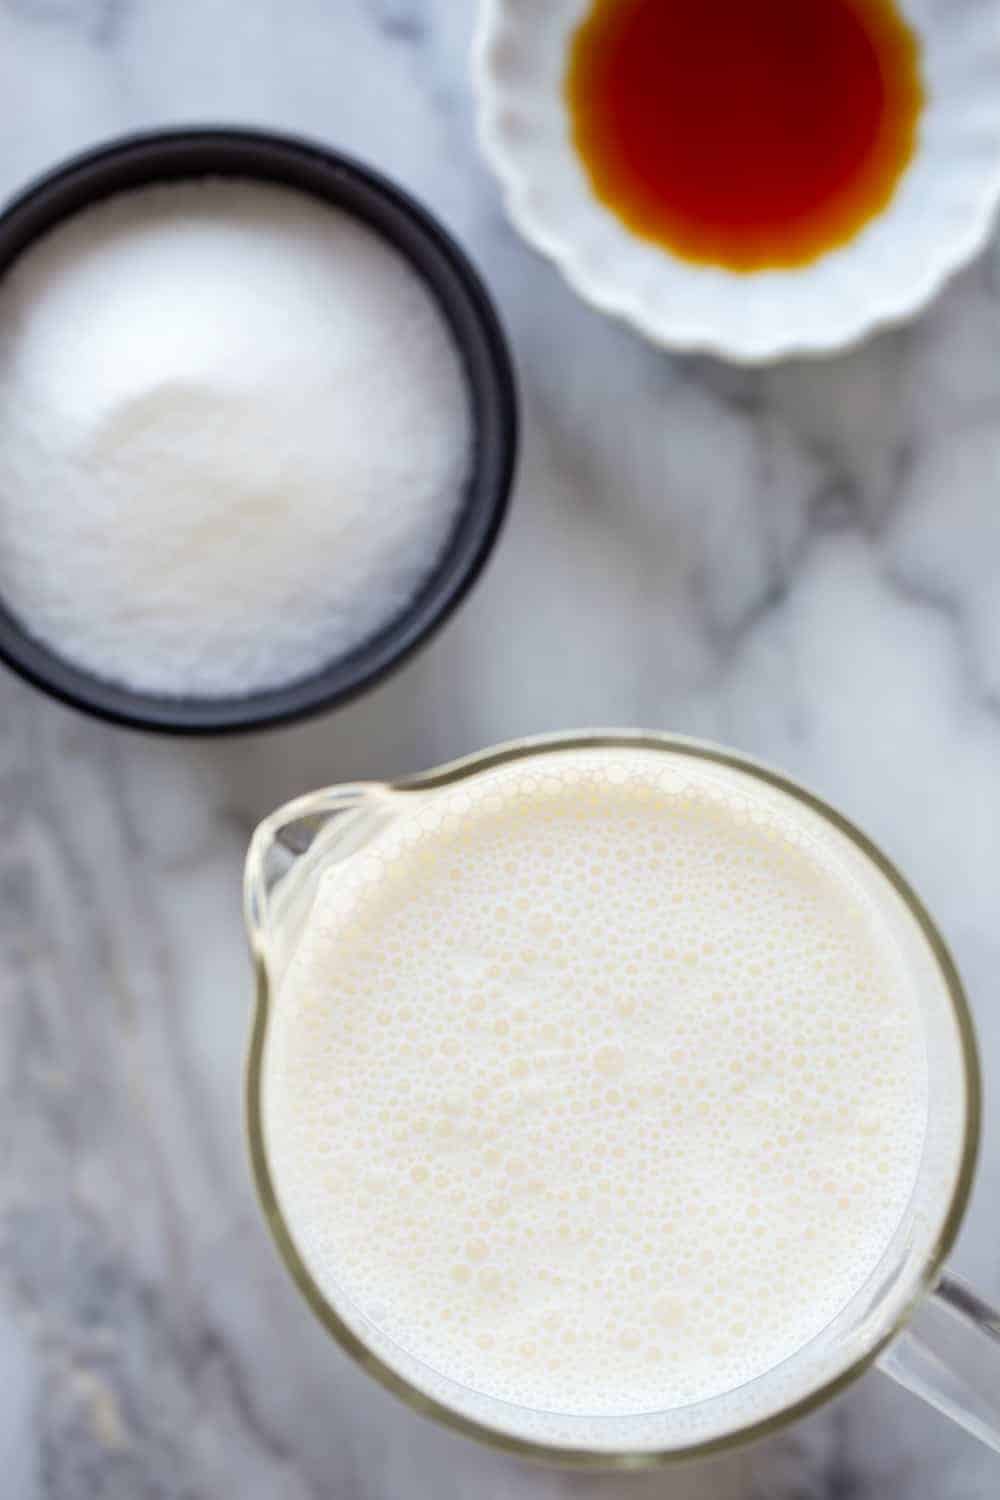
left=475, top=0, right=1000, bottom=363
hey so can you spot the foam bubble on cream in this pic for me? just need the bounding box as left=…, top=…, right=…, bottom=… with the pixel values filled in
left=263, top=749, right=927, bottom=1417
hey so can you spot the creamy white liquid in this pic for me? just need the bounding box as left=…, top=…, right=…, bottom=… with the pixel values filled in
left=263, top=749, right=927, bottom=1417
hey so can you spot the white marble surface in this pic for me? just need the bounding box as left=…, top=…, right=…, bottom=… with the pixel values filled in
left=1, top=2, right=999, bottom=1496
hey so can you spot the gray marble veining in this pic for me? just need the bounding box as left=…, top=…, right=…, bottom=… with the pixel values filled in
left=0, top=2, right=999, bottom=1496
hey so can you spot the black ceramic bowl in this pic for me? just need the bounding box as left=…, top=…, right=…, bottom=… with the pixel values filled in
left=0, top=128, right=517, bottom=734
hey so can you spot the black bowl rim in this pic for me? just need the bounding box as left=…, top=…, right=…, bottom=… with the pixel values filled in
left=0, top=126, right=518, bottom=734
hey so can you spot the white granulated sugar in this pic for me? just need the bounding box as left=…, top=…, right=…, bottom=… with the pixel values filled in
left=0, top=179, right=472, bottom=697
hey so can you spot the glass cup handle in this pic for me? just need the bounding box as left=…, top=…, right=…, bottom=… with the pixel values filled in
left=877, top=1273, right=1000, bottom=1452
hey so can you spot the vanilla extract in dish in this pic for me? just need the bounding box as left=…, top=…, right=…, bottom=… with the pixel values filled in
left=566, top=0, right=924, bottom=271
left=0, top=179, right=472, bottom=698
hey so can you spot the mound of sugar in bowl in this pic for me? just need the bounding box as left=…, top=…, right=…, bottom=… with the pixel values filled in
left=0, top=179, right=472, bottom=697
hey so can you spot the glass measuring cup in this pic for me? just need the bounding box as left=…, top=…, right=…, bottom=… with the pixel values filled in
left=243, top=731, right=999, bottom=1465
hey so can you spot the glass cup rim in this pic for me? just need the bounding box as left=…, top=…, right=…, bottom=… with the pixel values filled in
left=244, top=729, right=982, bottom=1468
